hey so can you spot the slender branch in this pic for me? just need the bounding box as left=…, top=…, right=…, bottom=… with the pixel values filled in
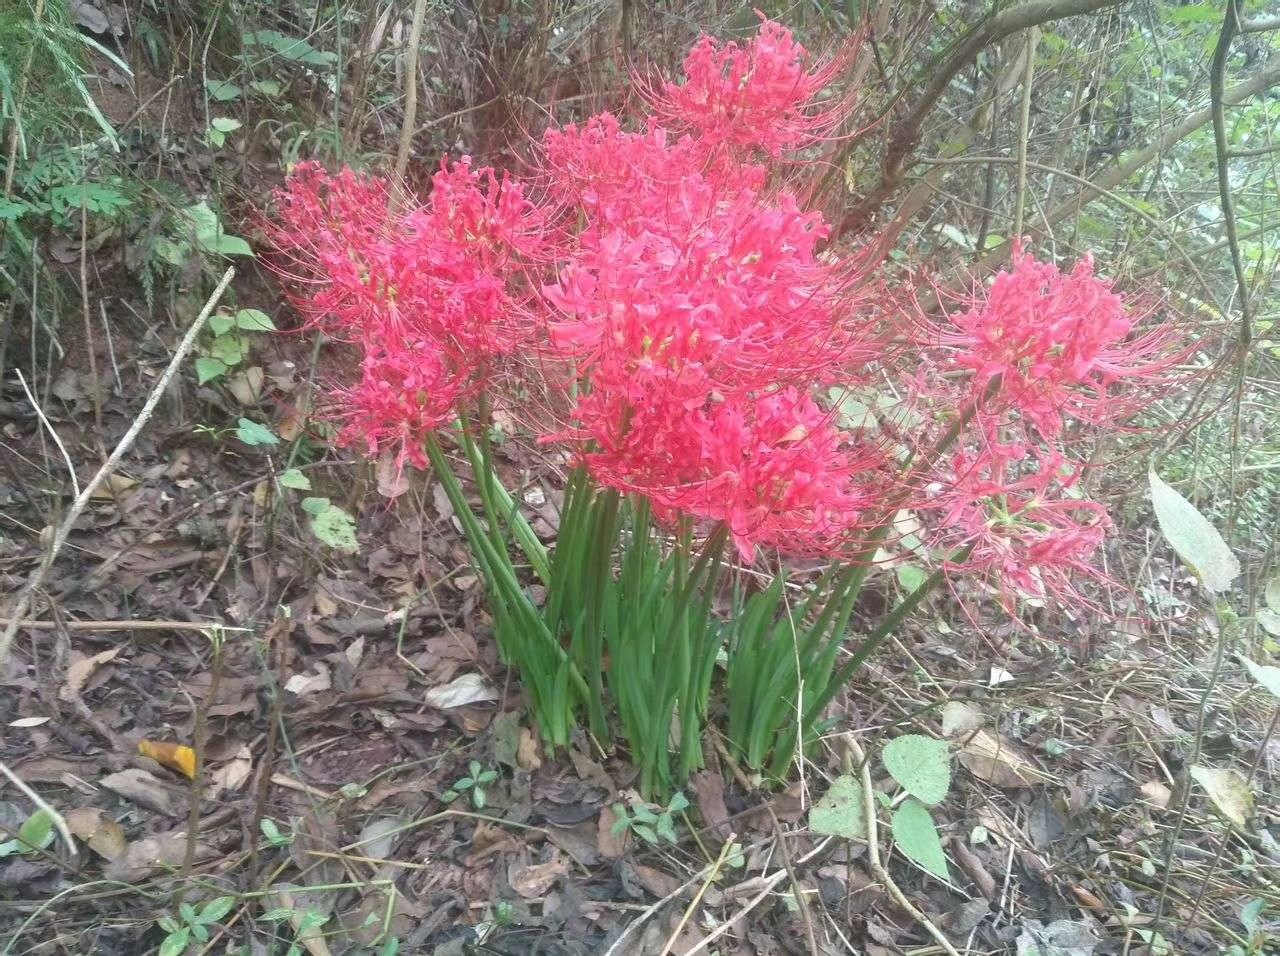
left=840, top=0, right=1123, bottom=233
left=0, top=268, right=234, bottom=670
left=1012, top=27, right=1041, bottom=238
left=393, top=0, right=431, bottom=180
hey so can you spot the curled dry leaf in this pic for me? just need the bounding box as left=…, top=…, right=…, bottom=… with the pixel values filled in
left=510, top=851, right=569, bottom=898
left=60, top=647, right=122, bottom=703
left=1138, top=781, right=1173, bottom=810
left=103, top=832, right=213, bottom=882
left=138, top=740, right=197, bottom=780
left=99, top=768, right=180, bottom=816
left=64, top=807, right=127, bottom=861
left=956, top=729, right=1047, bottom=789
left=424, top=672, right=499, bottom=709
left=208, top=746, right=253, bottom=797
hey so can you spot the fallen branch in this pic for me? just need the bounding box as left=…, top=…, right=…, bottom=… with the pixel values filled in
left=0, top=267, right=235, bottom=671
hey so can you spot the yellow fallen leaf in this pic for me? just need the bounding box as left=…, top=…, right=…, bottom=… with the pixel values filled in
left=138, top=740, right=197, bottom=780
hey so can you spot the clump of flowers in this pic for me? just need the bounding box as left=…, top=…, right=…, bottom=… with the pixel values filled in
left=266, top=157, right=543, bottom=466
left=266, top=17, right=1195, bottom=789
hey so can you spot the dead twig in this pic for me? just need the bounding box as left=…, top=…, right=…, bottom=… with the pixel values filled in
left=0, top=267, right=234, bottom=672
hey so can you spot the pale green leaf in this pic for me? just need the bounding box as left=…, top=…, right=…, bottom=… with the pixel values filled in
left=896, top=564, right=928, bottom=593
left=195, top=357, right=227, bottom=385
left=235, top=308, right=276, bottom=331
left=279, top=468, right=311, bottom=490
left=210, top=117, right=241, bottom=133
left=197, top=896, right=236, bottom=924
left=235, top=418, right=278, bottom=446
left=300, top=496, right=330, bottom=516
left=205, top=79, right=242, bottom=101
left=1149, top=471, right=1240, bottom=593
left=882, top=735, right=951, bottom=806
left=1257, top=609, right=1280, bottom=637
left=1189, top=765, right=1253, bottom=827
left=891, top=798, right=949, bottom=879
left=158, top=927, right=190, bottom=956
left=309, top=503, right=358, bottom=552
left=1265, top=577, right=1280, bottom=612
left=17, top=809, right=55, bottom=853
left=808, top=774, right=867, bottom=840
left=208, top=313, right=235, bottom=336
left=1240, top=655, right=1280, bottom=701
left=207, top=334, right=246, bottom=367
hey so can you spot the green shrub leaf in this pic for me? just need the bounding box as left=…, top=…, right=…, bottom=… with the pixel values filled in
left=891, top=798, right=949, bottom=879
left=882, top=734, right=951, bottom=806
left=1149, top=471, right=1240, bottom=593
left=308, top=502, right=358, bottom=552
left=235, top=308, right=275, bottom=331
left=279, top=468, right=311, bottom=490
left=195, top=357, right=227, bottom=384
left=1240, top=656, right=1280, bottom=701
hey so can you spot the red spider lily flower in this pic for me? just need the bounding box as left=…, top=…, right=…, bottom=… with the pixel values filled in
left=936, top=247, right=1183, bottom=439
left=264, top=159, right=546, bottom=466
left=642, top=14, right=858, bottom=157
left=924, top=437, right=1111, bottom=608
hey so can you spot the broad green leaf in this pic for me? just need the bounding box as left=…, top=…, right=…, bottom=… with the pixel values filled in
left=896, top=564, right=928, bottom=593
left=205, top=79, right=242, bottom=101
left=1241, top=898, right=1264, bottom=934
left=208, top=313, right=235, bottom=336
left=206, top=233, right=253, bottom=256
left=279, top=468, right=311, bottom=490
left=235, top=418, right=279, bottom=446
left=245, top=29, right=337, bottom=66
left=235, top=308, right=276, bottom=331
left=195, top=357, right=227, bottom=384
left=17, top=809, right=55, bottom=853
left=891, top=798, right=949, bottom=879
left=300, top=496, right=330, bottom=516
left=250, top=79, right=283, bottom=97
left=210, top=117, right=242, bottom=133
left=1189, top=765, right=1253, bottom=827
left=1240, top=656, right=1280, bottom=701
left=309, top=502, right=358, bottom=552
left=882, top=734, right=951, bottom=806
left=808, top=774, right=867, bottom=840
left=1149, top=471, right=1240, bottom=593
left=0, top=197, right=32, bottom=222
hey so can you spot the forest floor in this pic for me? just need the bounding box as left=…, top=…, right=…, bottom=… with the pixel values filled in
left=1, top=12, right=1277, bottom=956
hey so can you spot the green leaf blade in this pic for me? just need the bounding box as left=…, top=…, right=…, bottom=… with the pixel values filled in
left=891, top=798, right=949, bottom=880
left=882, top=734, right=951, bottom=806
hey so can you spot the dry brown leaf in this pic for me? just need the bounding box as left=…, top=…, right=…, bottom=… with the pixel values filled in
left=64, top=807, right=127, bottom=861
left=628, top=861, right=683, bottom=899
left=597, top=806, right=626, bottom=861
left=60, top=647, right=122, bottom=703
left=208, top=746, right=253, bottom=797
left=99, top=768, right=180, bottom=816
left=88, top=474, right=138, bottom=499
left=517, top=727, right=542, bottom=771
left=227, top=366, right=265, bottom=405
left=956, top=729, right=1048, bottom=788
left=690, top=771, right=731, bottom=842
left=267, top=886, right=334, bottom=956
left=510, top=852, right=569, bottom=898
left=104, top=832, right=212, bottom=882
left=138, top=740, right=197, bottom=780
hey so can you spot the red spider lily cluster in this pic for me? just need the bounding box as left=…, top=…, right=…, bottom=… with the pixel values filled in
left=265, top=17, right=1190, bottom=608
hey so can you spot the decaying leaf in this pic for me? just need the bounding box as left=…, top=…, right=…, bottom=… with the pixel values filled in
left=955, top=729, right=1047, bottom=789
left=1190, top=765, right=1253, bottom=828
left=208, top=746, right=253, bottom=797
left=104, top=832, right=212, bottom=882
left=425, top=673, right=499, bottom=709
left=99, top=768, right=179, bottom=816
left=60, top=647, right=122, bottom=703
left=139, top=740, right=197, bottom=780
left=510, top=851, right=569, bottom=898
left=64, top=807, right=127, bottom=861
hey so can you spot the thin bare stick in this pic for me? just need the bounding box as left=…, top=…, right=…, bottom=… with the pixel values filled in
left=13, top=369, right=79, bottom=499
left=658, top=835, right=738, bottom=956
left=0, top=618, right=246, bottom=632
left=0, top=268, right=234, bottom=671
left=1012, top=27, right=1040, bottom=238
left=393, top=0, right=431, bottom=180
left=0, top=760, right=77, bottom=862
left=846, top=735, right=961, bottom=956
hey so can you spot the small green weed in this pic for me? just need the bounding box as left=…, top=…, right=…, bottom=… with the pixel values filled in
left=611, top=792, right=689, bottom=845
left=441, top=761, right=499, bottom=809
left=156, top=896, right=236, bottom=956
